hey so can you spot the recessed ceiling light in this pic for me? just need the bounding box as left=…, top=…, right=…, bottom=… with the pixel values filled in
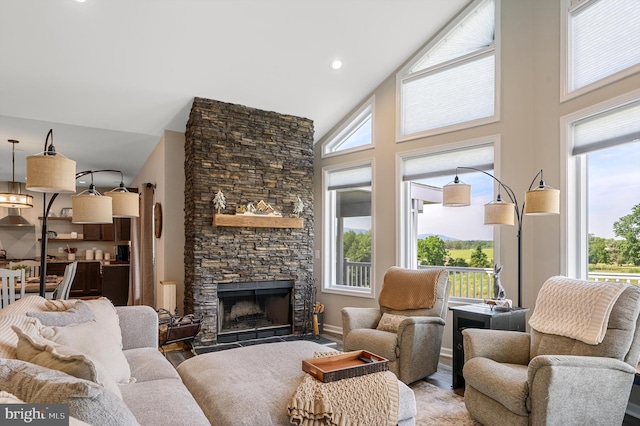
left=331, top=60, right=343, bottom=70
left=76, top=0, right=86, bottom=3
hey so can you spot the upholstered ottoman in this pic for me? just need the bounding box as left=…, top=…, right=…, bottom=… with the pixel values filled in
left=177, top=340, right=417, bottom=425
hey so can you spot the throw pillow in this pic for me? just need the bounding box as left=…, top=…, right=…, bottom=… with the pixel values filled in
left=376, top=313, right=409, bottom=333
left=45, top=299, right=77, bottom=311
left=0, top=359, right=138, bottom=426
left=0, top=315, right=41, bottom=359
left=27, top=301, right=95, bottom=326
left=0, top=295, right=49, bottom=316
left=12, top=325, right=123, bottom=399
left=36, top=321, right=133, bottom=384
left=81, top=298, right=124, bottom=348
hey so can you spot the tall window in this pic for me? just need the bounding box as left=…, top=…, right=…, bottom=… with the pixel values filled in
left=400, top=142, right=496, bottom=300
left=563, top=0, right=640, bottom=98
left=323, top=163, right=373, bottom=295
left=322, top=98, right=374, bottom=157
left=565, top=94, right=640, bottom=284
left=397, top=0, right=498, bottom=140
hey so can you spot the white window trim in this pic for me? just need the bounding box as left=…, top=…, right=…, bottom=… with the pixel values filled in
left=395, top=136, right=502, bottom=304
left=322, top=158, right=376, bottom=298
left=560, top=88, right=640, bottom=278
left=321, top=96, right=375, bottom=158
left=560, top=0, right=640, bottom=102
left=395, top=0, right=501, bottom=143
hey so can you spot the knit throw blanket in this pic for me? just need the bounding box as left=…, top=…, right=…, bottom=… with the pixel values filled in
left=288, top=354, right=399, bottom=426
left=377, top=267, right=444, bottom=310
left=529, top=276, right=628, bottom=345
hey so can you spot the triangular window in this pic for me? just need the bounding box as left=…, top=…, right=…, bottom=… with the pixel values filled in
left=322, top=98, right=374, bottom=157
left=398, top=0, right=497, bottom=139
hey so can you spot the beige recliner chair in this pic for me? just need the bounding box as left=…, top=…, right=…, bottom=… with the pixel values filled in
left=463, top=276, right=640, bottom=426
left=341, top=267, right=450, bottom=384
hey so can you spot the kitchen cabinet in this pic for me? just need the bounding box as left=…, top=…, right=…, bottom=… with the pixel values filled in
left=46, top=261, right=102, bottom=297
left=102, top=264, right=129, bottom=306
left=83, top=218, right=130, bottom=242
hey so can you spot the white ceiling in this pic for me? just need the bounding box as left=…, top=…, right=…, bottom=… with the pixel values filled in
left=0, top=0, right=467, bottom=188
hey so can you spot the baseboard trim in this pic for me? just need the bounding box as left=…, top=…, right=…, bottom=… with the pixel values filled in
left=322, top=324, right=342, bottom=335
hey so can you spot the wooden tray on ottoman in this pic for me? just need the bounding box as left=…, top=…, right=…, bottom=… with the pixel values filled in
left=302, top=350, right=389, bottom=382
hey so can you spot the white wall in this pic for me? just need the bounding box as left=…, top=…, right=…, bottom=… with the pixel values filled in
left=313, top=0, right=640, bottom=356
left=131, top=131, right=185, bottom=313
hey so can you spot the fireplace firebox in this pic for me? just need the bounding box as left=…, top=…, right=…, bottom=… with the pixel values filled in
left=217, top=280, right=293, bottom=343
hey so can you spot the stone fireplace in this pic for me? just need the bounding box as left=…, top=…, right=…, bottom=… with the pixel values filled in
left=184, top=97, right=314, bottom=346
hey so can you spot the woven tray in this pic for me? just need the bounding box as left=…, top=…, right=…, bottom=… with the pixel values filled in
left=302, top=350, right=389, bottom=382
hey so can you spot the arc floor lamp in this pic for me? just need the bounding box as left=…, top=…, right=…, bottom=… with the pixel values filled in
left=26, top=129, right=140, bottom=297
left=442, top=167, right=560, bottom=307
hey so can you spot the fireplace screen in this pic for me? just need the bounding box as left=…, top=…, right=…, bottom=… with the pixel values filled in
left=217, top=281, right=293, bottom=343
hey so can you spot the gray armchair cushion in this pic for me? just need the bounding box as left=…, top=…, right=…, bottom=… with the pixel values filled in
left=344, top=328, right=398, bottom=361
left=463, top=358, right=528, bottom=416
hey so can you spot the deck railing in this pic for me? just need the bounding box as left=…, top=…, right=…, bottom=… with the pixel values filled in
left=342, top=261, right=640, bottom=296
left=588, top=272, right=640, bottom=286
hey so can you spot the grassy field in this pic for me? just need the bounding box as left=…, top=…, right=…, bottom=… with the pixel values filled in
left=448, top=248, right=494, bottom=263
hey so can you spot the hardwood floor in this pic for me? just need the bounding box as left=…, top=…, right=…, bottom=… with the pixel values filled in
left=163, top=334, right=640, bottom=425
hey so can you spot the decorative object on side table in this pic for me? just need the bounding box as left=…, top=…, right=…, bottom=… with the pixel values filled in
left=485, top=264, right=511, bottom=311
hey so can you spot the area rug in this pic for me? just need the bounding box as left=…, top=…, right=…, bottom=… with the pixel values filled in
left=410, top=381, right=480, bottom=426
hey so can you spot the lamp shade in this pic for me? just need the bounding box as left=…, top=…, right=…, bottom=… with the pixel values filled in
left=26, top=154, right=76, bottom=193
left=106, top=191, right=139, bottom=218
left=524, top=186, right=560, bottom=215
left=484, top=200, right=515, bottom=225
left=443, top=182, right=471, bottom=207
left=71, top=194, right=113, bottom=224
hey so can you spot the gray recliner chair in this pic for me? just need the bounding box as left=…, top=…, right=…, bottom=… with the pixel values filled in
left=462, top=276, right=640, bottom=426
left=342, top=267, right=450, bottom=384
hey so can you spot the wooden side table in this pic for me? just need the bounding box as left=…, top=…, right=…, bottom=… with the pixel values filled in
left=450, top=304, right=529, bottom=389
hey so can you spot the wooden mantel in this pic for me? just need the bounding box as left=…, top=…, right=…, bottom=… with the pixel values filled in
left=213, top=214, right=304, bottom=229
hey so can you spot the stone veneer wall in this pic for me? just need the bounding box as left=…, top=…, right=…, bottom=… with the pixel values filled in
left=184, top=97, right=314, bottom=346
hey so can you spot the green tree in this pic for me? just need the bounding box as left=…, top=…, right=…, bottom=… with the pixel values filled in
left=469, top=245, right=491, bottom=268
left=418, top=236, right=448, bottom=266
left=447, top=257, right=469, bottom=267
left=343, top=230, right=371, bottom=262
left=614, top=204, right=640, bottom=266
left=588, top=234, right=610, bottom=264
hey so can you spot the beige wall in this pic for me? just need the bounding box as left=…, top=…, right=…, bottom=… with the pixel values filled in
left=131, top=130, right=185, bottom=313
left=313, top=0, right=640, bottom=355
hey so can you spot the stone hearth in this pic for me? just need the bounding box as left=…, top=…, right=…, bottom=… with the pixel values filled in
left=184, top=97, right=314, bottom=346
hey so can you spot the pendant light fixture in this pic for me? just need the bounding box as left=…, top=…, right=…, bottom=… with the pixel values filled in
left=0, top=140, right=34, bottom=209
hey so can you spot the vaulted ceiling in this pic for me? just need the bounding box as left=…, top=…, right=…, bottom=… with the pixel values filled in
left=0, top=0, right=467, bottom=187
